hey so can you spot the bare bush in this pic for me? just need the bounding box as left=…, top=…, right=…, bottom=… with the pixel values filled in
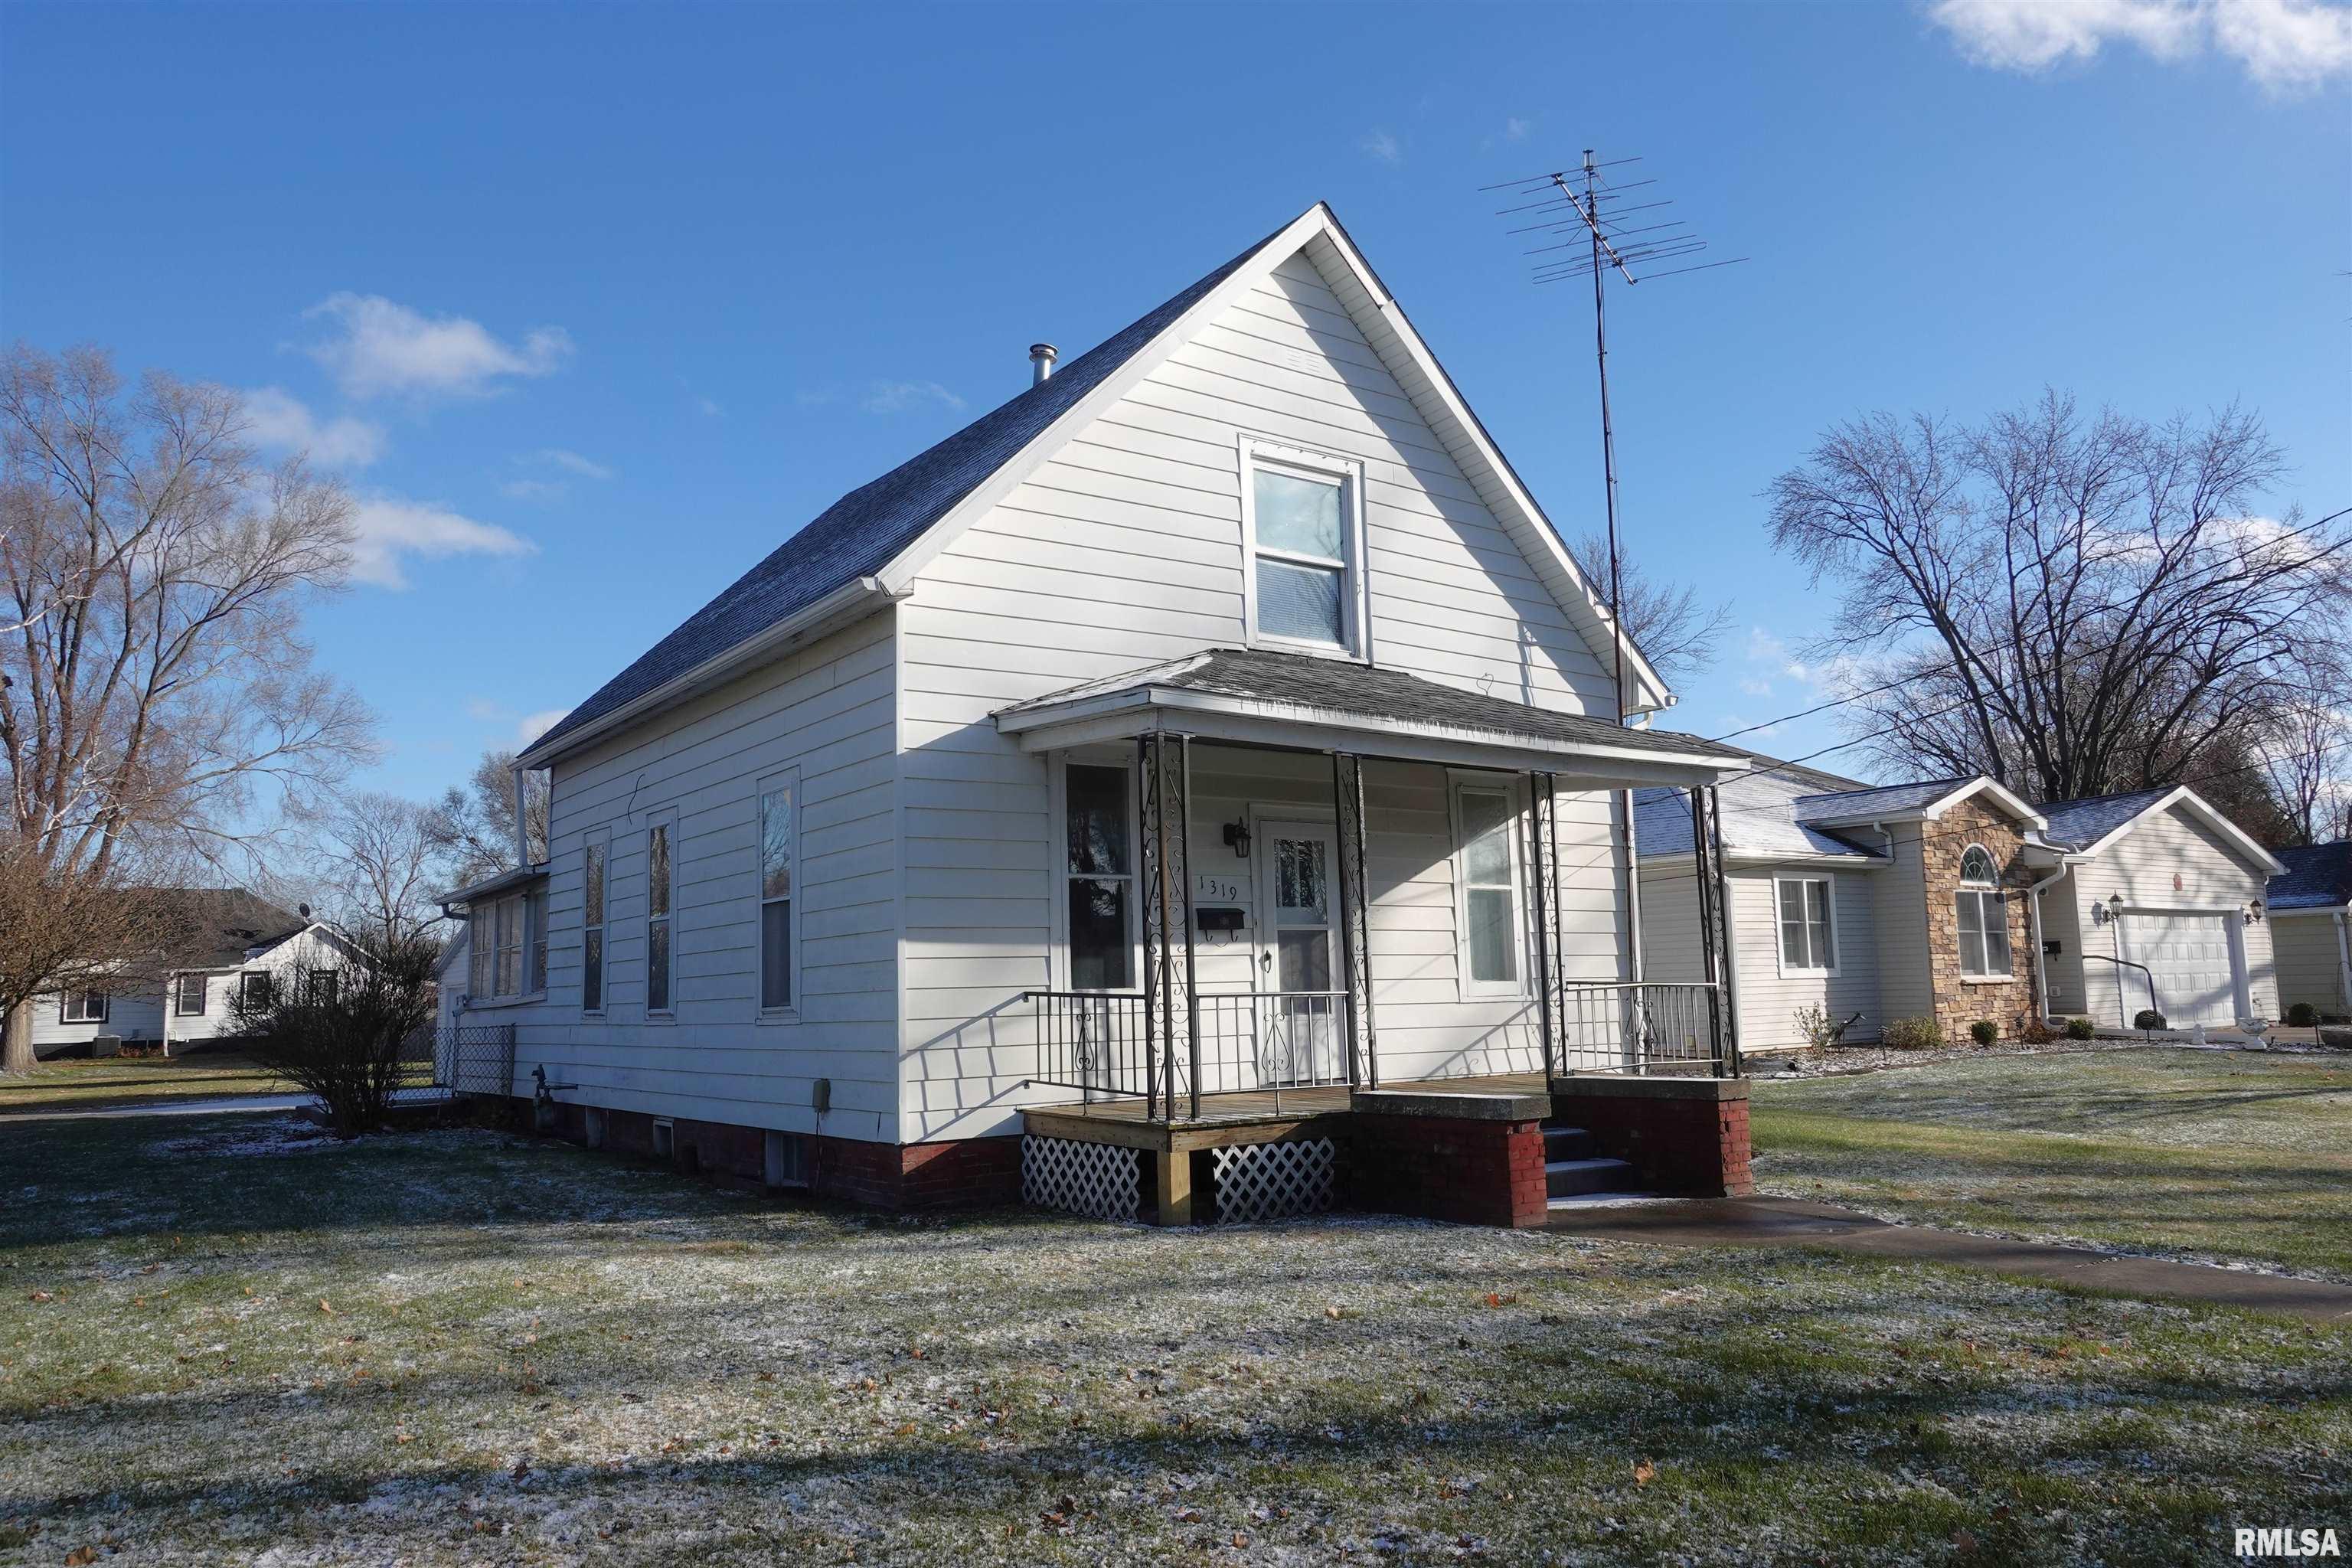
left=228, top=934, right=436, bottom=1138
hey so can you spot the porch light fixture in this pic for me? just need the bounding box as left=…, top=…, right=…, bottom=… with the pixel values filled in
left=2246, top=899, right=2265, bottom=926
left=1222, top=819, right=1253, bottom=860
left=2094, top=892, right=2124, bottom=926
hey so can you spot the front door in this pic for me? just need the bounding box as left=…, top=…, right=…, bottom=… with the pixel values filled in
left=1255, top=819, right=1344, bottom=1086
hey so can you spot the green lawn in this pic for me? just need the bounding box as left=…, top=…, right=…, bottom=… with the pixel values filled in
left=0, top=1053, right=293, bottom=1116
left=1753, top=1048, right=2352, bottom=1281
left=1, top=1112, right=2345, bottom=1564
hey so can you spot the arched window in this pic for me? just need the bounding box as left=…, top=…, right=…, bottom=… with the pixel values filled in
left=1955, top=844, right=2010, bottom=977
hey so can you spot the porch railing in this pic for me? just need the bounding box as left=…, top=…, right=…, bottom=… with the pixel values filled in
left=1023, top=987, right=1357, bottom=1119
left=1553, top=981, right=1733, bottom=1077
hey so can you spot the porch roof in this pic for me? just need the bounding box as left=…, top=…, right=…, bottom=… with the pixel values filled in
left=993, top=648, right=1751, bottom=786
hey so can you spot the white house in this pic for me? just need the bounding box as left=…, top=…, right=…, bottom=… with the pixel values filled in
left=1638, top=767, right=2285, bottom=1051
left=31, top=890, right=354, bottom=1058
left=445, top=203, right=1758, bottom=1227
left=2270, top=841, right=2351, bottom=1021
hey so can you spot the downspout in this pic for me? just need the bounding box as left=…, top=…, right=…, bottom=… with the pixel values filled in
left=2025, top=861, right=2071, bottom=1025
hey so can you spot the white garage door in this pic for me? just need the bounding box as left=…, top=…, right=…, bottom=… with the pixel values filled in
left=2125, top=913, right=2242, bottom=1029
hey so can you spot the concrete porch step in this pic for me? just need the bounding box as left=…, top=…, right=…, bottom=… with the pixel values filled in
left=1543, top=1125, right=1597, bottom=1161
left=1547, top=1154, right=1637, bottom=1198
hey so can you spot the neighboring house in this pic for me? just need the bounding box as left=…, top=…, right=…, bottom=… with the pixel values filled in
left=31, top=890, right=352, bottom=1058
left=445, top=202, right=1758, bottom=1224
left=1639, top=771, right=2285, bottom=1051
left=2269, top=841, right=2352, bottom=1021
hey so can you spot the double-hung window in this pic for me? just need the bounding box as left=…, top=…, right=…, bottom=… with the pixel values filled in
left=494, top=896, right=523, bottom=997
left=1775, top=877, right=1837, bottom=975
left=526, top=887, right=547, bottom=995
left=239, top=971, right=273, bottom=1010
left=61, top=989, right=109, bottom=1024
left=1453, top=779, right=1524, bottom=994
left=1243, top=439, right=1366, bottom=657
left=1955, top=844, right=2011, bottom=978
left=174, top=973, right=205, bottom=1017
left=646, top=822, right=675, bottom=1014
left=759, top=778, right=795, bottom=1011
left=1063, top=763, right=1134, bottom=991
left=582, top=838, right=606, bottom=1014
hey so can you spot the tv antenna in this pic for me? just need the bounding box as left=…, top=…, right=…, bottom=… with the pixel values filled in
left=1480, top=149, right=1747, bottom=727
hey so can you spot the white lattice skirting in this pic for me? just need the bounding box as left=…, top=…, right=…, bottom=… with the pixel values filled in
left=1212, top=1137, right=1338, bottom=1224
left=1022, top=1135, right=1142, bottom=1222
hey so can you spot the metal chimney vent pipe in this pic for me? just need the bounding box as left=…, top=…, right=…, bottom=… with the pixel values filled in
left=1029, top=343, right=1058, bottom=385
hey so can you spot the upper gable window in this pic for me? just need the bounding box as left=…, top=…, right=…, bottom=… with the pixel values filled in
left=1241, top=439, right=1367, bottom=658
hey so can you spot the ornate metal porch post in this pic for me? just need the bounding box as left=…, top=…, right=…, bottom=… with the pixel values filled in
left=1139, top=731, right=1197, bottom=1119
left=1527, top=772, right=1564, bottom=1080
left=1331, top=751, right=1379, bottom=1089
left=1690, top=784, right=1740, bottom=1076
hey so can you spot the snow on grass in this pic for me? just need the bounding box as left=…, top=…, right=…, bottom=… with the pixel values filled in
left=1, top=1112, right=2346, bottom=1564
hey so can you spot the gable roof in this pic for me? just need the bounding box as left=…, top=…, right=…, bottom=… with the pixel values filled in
left=2271, top=841, right=2352, bottom=912
left=521, top=203, right=1668, bottom=768
left=137, top=889, right=309, bottom=970
left=2032, top=782, right=2285, bottom=874
left=1793, top=774, right=2047, bottom=831
left=2035, top=788, right=2178, bottom=851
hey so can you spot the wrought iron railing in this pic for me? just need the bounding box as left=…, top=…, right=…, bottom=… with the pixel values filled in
left=1553, top=981, right=1732, bottom=1077
left=1024, top=988, right=1357, bottom=1119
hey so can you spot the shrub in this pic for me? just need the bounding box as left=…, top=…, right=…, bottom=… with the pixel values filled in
left=229, top=933, right=438, bottom=1138
left=2286, top=1001, right=2320, bottom=1028
left=2134, top=1008, right=2167, bottom=1033
left=2064, top=1016, right=2097, bottom=1040
left=1791, top=1003, right=1849, bottom=1055
left=2017, top=1016, right=2057, bottom=1045
left=1882, top=1015, right=1944, bottom=1050
left=1968, top=1019, right=1999, bottom=1046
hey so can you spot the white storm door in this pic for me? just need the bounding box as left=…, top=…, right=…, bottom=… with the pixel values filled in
left=1255, top=819, right=1344, bottom=1087
left=2122, top=912, right=2243, bottom=1028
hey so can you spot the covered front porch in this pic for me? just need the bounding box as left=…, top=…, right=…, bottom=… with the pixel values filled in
left=990, top=648, right=1755, bottom=1225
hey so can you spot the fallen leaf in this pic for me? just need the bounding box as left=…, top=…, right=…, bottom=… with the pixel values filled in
left=1633, top=1459, right=1657, bottom=1487
left=28, top=1292, right=50, bottom=1304
left=394, top=1432, right=413, bottom=1445
left=1952, top=1528, right=1979, bottom=1553
left=318, top=1298, right=334, bottom=1315
left=66, top=1548, right=98, bottom=1566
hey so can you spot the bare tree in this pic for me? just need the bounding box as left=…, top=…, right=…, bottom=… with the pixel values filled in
left=0, top=345, right=374, bottom=1072
left=1567, top=532, right=1733, bottom=686
left=0, top=841, right=198, bottom=1057
left=426, top=749, right=547, bottom=889
left=1767, top=392, right=2350, bottom=807
left=2259, top=703, right=2352, bottom=847
left=303, top=792, right=448, bottom=946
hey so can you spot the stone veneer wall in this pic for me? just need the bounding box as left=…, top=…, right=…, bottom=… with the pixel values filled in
left=1920, top=797, right=2040, bottom=1041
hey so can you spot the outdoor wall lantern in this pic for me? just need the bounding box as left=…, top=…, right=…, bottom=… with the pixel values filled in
left=2246, top=899, right=2265, bottom=926
left=2093, top=892, right=2125, bottom=926
left=1222, top=819, right=1253, bottom=860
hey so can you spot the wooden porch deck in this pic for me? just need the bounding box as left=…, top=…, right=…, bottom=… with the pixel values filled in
left=1021, top=1070, right=1551, bottom=1152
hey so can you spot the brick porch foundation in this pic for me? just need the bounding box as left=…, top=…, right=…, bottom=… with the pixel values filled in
left=1343, top=1089, right=1553, bottom=1228
left=1548, top=1076, right=1753, bottom=1197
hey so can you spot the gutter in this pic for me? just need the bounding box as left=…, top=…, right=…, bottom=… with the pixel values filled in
left=518, top=577, right=902, bottom=769
left=2024, top=861, right=2075, bottom=1024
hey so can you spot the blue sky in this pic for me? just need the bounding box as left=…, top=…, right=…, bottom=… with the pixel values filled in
left=4, top=2, right=2345, bottom=801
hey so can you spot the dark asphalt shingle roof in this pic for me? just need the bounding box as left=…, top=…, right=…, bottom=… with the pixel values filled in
left=2034, top=787, right=2177, bottom=851
left=119, top=889, right=309, bottom=970
left=1001, top=647, right=1740, bottom=763
left=526, top=217, right=1299, bottom=759
left=1634, top=753, right=1882, bottom=861
left=1790, top=776, right=1982, bottom=823
left=2272, top=841, right=2352, bottom=911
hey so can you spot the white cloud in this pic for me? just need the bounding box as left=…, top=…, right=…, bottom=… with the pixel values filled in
left=1739, top=676, right=1775, bottom=697
left=346, top=495, right=536, bottom=590
left=302, top=293, right=573, bottom=400
left=696, top=395, right=724, bottom=417
left=516, top=709, right=569, bottom=746
left=498, top=479, right=567, bottom=503
left=1928, top=0, right=2352, bottom=90
left=1504, top=116, right=1534, bottom=141
left=240, top=387, right=385, bottom=469
left=526, top=447, right=614, bottom=481
left=861, top=380, right=967, bottom=415
left=1361, top=129, right=1403, bottom=165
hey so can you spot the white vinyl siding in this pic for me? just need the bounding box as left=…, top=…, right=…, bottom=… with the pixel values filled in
left=895, top=243, right=1632, bottom=1141
left=1642, top=861, right=1883, bottom=1053
left=2273, top=914, right=2349, bottom=1017
left=467, top=613, right=900, bottom=1145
